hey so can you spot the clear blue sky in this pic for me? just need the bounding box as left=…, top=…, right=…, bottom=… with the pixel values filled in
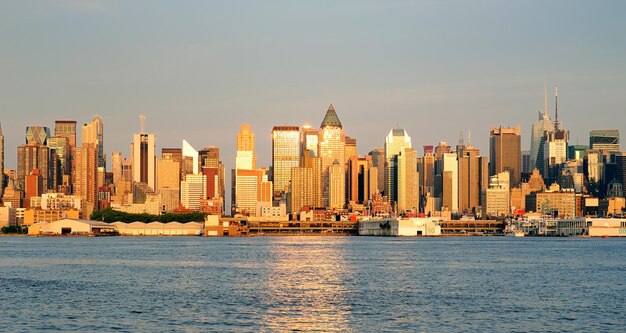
left=2, top=0, right=625, bottom=172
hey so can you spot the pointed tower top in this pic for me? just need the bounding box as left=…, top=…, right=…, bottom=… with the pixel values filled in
left=320, top=104, right=342, bottom=128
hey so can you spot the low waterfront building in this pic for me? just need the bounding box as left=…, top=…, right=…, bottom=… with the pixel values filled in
left=23, top=209, right=81, bottom=225
left=28, top=218, right=117, bottom=236
left=587, top=218, right=626, bottom=237
left=111, top=221, right=204, bottom=236
left=358, top=217, right=442, bottom=236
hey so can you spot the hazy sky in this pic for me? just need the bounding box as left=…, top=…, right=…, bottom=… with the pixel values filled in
left=2, top=0, right=625, bottom=173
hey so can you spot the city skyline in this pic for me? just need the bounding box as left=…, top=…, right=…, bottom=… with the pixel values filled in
left=1, top=1, right=625, bottom=172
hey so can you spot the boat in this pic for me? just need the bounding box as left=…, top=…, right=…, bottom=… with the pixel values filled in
left=504, top=225, right=525, bottom=237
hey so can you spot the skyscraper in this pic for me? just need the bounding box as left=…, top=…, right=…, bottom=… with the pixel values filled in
left=489, top=125, right=521, bottom=188
left=181, top=174, right=206, bottom=211
left=82, top=116, right=105, bottom=169
left=272, top=126, right=300, bottom=195
left=73, top=143, right=98, bottom=218
left=441, top=152, right=458, bottom=212
left=589, top=130, right=620, bottom=154
left=25, top=126, right=50, bottom=146
left=132, top=117, right=156, bottom=190
left=543, top=85, right=569, bottom=185
left=458, top=144, right=487, bottom=214
left=395, top=147, right=419, bottom=212
left=368, top=148, right=385, bottom=195
left=385, top=128, right=412, bottom=208
left=530, top=84, right=554, bottom=172
left=301, top=126, right=319, bottom=157
left=347, top=155, right=377, bottom=205
left=318, top=104, right=345, bottom=208
left=111, top=152, right=123, bottom=185
left=328, top=160, right=345, bottom=209
left=236, top=124, right=256, bottom=170
left=199, top=146, right=225, bottom=205
left=17, top=141, right=49, bottom=191
left=54, top=120, right=77, bottom=149
left=182, top=140, right=199, bottom=175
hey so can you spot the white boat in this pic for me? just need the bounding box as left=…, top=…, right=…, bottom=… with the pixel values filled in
left=505, top=229, right=525, bottom=237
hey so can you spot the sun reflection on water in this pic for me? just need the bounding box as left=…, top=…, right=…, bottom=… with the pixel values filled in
left=260, top=237, right=353, bottom=332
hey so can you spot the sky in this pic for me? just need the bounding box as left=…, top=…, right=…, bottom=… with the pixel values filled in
left=1, top=1, right=625, bottom=180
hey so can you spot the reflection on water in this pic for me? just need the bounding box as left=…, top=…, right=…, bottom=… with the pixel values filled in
left=261, top=238, right=352, bottom=332
left=0, top=236, right=624, bottom=332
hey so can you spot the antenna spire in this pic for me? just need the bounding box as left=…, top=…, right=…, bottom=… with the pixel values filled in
left=468, top=130, right=472, bottom=146
left=554, top=84, right=560, bottom=131
left=140, top=114, right=146, bottom=133
left=543, top=80, right=548, bottom=117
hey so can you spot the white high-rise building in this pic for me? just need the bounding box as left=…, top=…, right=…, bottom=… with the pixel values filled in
left=385, top=128, right=412, bottom=207
left=181, top=174, right=206, bottom=211
left=182, top=140, right=199, bottom=174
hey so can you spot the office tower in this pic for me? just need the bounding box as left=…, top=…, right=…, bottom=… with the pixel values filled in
left=132, top=117, right=156, bottom=191
left=568, top=145, right=588, bottom=161
left=484, top=171, right=510, bottom=216
left=385, top=128, right=412, bottom=208
left=73, top=143, right=98, bottom=218
left=235, top=169, right=265, bottom=216
left=489, top=125, right=521, bottom=188
left=421, top=145, right=435, bottom=198
left=17, top=142, right=49, bottom=191
left=301, top=126, right=319, bottom=157
left=368, top=148, right=385, bottom=195
left=199, top=146, right=220, bottom=168
left=522, top=150, right=531, bottom=174
left=291, top=167, right=313, bottom=213
left=155, top=153, right=179, bottom=211
left=236, top=124, right=256, bottom=170
left=181, top=174, right=206, bottom=211
left=458, top=144, right=485, bottom=214
left=318, top=104, right=346, bottom=207
left=395, top=147, right=419, bottom=212
left=199, top=147, right=224, bottom=209
left=111, top=152, right=123, bottom=185
left=302, top=150, right=323, bottom=207
left=55, top=120, right=77, bottom=149
left=347, top=155, right=377, bottom=204
left=530, top=85, right=554, bottom=172
left=542, top=86, right=569, bottom=185
left=590, top=130, right=620, bottom=154
left=47, top=136, right=69, bottom=191
left=272, top=126, right=300, bottom=195
left=162, top=147, right=183, bottom=181
left=328, top=160, right=345, bottom=209
left=25, top=126, right=51, bottom=146
left=345, top=136, right=357, bottom=164
left=182, top=140, right=199, bottom=175
left=0, top=123, right=3, bottom=197
left=82, top=115, right=105, bottom=169
left=434, top=141, right=451, bottom=160
left=441, top=152, right=458, bottom=212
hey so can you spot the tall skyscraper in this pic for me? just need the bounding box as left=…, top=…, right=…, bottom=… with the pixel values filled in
left=368, top=148, right=385, bottom=195
left=385, top=128, right=412, bottom=208
left=82, top=116, right=105, bottom=169
left=54, top=120, right=77, bottom=149
left=291, top=166, right=313, bottom=213
left=421, top=145, right=435, bottom=198
left=199, top=146, right=225, bottom=205
left=73, top=143, right=98, bottom=218
left=132, top=117, right=156, bottom=190
left=484, top=171, right=511, bottom=216
left=182, top=140, right=199, bottom=175
left=458, top=144, right=485, bottom=214
left=489, top=125, right=521, bottom=188
left=0, top=123, right=4, bottom=197
left=272, top=126, right=300, bottom=195
left=301, top=126, right=319, bottom=157
left=347, top=155, right=377, bottom=205
left=344, top=136, right=357, bottom=164
left=302, top=149, right=323, bottom=208
left=47, top=136, right=69, bottom=191
left=17, top=142, right=49, bottom=191
left=111, top=152, right=123, bottom=185
left=530, top=84, right=554, bottom=172
left=589, top=130, right=620, bottom=154
left=328, top=160, right=345, bottom=209
left=236, top=124, right=256, bottom=170
left=318, top=104, right=346, bottom=207
left=181, top=174, right=206, bottom=211
left=395, top=147, right=419, bottom=212
left=441, top=152, right=458, bottom=212
left=25, top=126, right=50, bottom=146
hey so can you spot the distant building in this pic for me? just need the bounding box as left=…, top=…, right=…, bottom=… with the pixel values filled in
left=489, top=125, right=521, bottom=188
left=132, top=131, right=156, bottom=191
left=272, top=126, right=300, bottom=195
left=181, top=174, right=206, bottom=211
left=484, top=171, right=510, bottom=217
left=590, top=129, right=620, bottom=154
left=318, top=104, right=345, bottom=208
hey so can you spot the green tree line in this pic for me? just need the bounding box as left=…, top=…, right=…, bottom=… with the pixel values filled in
left=90, top=209, right=207, bottom=223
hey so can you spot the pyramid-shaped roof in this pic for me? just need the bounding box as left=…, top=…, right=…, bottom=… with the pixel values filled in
left=320, top=104, right=342, bottom=129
